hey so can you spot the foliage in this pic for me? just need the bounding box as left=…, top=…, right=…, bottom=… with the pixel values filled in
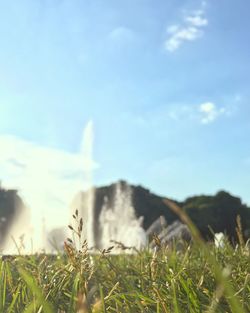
left=0, top=210, right=249, bottom=313
left=83, top=182, right=250, bottom=242
left=1, top=182, right=250, bottom=247
left=0, top=185, right=25, bottom=246
left=182, top=191, right=250, bottom=241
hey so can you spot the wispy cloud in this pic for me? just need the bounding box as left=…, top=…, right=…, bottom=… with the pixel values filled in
left=164, top=3, right=208, bottom=52
left=160, top=101, right=229, bottom=125
left=199, top=102, right=226, bottom=124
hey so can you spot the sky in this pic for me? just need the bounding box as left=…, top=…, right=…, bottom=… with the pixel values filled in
left=0, top=0, right=250, bottom=228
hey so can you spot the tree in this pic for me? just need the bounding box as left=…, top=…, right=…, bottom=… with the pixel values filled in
left=182, top=190, right=250, bottom=241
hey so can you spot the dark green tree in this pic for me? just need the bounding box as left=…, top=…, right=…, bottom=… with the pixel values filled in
left=182, top=190, right=250, bottom=241
left=0, top=184, right=25, bottom=247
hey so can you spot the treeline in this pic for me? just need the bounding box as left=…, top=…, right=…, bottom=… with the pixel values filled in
left=87, top=181, right=250, bottom=243
left=1, top=181, right=250, bottom=247
left=131, top=183, right=250, bottom=242
left=0, top=184, right=25, bottom=246
left=181, top=190, right=250, bottom=241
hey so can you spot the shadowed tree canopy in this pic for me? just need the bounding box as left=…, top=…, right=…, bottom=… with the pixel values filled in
left=182, top=190, right=250, bottom=241
left=1, top=180, right=250, bottom=246
left=0, top=183, right=26, bottom=247
left=76, top=181, right=250, bottom=242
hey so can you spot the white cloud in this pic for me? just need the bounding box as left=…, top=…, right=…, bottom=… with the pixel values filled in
left=165, top=27, right=202, bottom=52
left=167, top=25, right=180, bottom=34
left=186, top=15, right=208, bottom=27
left=159, top=101, right=229, bottom=125
left=199, top=102, right=226, bottom=124
left=165, top=4, right=208, bottom=52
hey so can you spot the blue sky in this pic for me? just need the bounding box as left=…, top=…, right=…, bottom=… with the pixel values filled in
left=0, top=0, right=250, bottom=222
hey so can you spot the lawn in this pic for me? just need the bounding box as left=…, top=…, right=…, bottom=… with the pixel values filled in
left=0, top=227, right=249, bottom=312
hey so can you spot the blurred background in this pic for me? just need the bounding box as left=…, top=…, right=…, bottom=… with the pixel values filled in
left=0, top=0, right=249, bottom=252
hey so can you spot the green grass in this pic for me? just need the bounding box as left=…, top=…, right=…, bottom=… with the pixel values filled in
left=0, top=236, right=249, bottom=312
left=0, top=207, right=249, bottom=312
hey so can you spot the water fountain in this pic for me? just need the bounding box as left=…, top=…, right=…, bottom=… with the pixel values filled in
left=2, top=120, right=147, bottom=253
left=98, top=181, right=147, bottom=250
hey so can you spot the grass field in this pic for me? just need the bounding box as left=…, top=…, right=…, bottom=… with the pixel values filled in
left=0, top=209, right=249, bottom=312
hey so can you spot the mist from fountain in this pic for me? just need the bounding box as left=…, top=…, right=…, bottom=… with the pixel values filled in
left=2, top=120, right=147, bottom=254
left=2, top=121, right=96, bottom=254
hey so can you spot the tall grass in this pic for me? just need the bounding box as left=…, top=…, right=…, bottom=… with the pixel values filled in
left=0, top=206, right=249, bottom=312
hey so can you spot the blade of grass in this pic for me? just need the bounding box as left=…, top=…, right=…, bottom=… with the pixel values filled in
left=18, top=268, right=54, bottom=313
left=164, top=199, right=246, bottom=313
